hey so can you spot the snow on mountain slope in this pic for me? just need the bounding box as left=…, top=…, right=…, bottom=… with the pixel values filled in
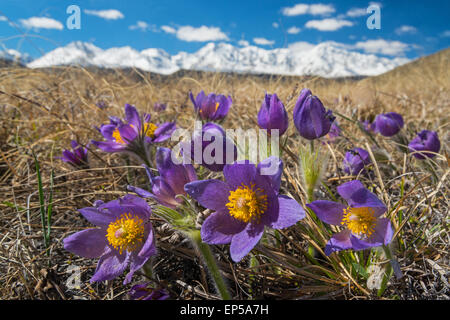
left=0, top=46, right=32, bottom=65
left=26, top=41, right=410, bottom=78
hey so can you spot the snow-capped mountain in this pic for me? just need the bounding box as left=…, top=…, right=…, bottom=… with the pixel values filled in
left=24, top=41, right=409, bottom=77
left=0, top=46, right=32, bottom=65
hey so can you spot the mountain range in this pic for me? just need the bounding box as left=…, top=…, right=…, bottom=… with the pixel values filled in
left=3, top=41, right=411, bottom=78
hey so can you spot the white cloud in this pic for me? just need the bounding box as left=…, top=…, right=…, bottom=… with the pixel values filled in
left=238, top=40, right=249, bottom=47
left=305, top=18, right=353, bottom=31
left=287, top=26, right=301, bottom=34
left=84, top=9, right=124, bottom=20
left=176, top=26, right=228, bottom=42
left=369, top=2, right=383, bottom=8
left=395, top=25, right=417, bottom=35
left=0, top=16, right=7, bottom=22
left=19, top=17, right=63, bottom=30
left=354, top=39, right=410, bottom=56
left=129, top=21, right=158, bottom=32
left=253, top=37, right=275, bottom=46
left=282, top=3, right=335, bottom=16
left=272, top=22, right=279, bottom=28
left=441, top=30, right=450, bottom=37
left=346, top=8, right=367, bottom=17
left=161, top=25, right=177, bottom=34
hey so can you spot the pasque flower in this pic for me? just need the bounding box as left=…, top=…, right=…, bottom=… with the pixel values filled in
left=373, top=112, right=404, bottom=137
left=183, top=122, right=237, bottom=172
left=307, top=180, right=393, bottom=256
left=59, top=140, right=89, bottom=168
left=293, top=88, right=335, bottom=140
left=343, top=147, right=371, bottom=175
left=184, top=157, right=305, bottom=262
left=153, top=102, right=167, bottom=112
left=408, top=130, right=441, bottom=159
left=326, top=121, right=341, bottom=143
left=257, top=93, right=289, bottom=136
left=63, top=195, right=157, bottom=284
left=91, top=104, right=175, bottom=162
left=129, top=283, right=169, bottom=300
left=189, top=90, right=232, bottom=121
left=361, top=120, right=376, bottom=133
left=128, top=147, right=197, bottom=208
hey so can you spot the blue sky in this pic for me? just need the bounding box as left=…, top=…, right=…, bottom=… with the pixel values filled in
left=0, top=0, right=449, bottom=59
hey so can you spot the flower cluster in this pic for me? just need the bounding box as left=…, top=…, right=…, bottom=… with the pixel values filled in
left=60, top=86, right=442, bottom=299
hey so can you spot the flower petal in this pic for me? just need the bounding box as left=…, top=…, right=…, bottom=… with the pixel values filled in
left=257, top=156, right=283, bottom=192
left=223, top=161, right=257, bottom=190
left=337, top=180, right=386, bottom=217
left=184, top=180, right=231, bottom=211
left=306, top=200, right=346, bottom=225
left=78, top=207, right=116, bottom=228
left=63, top=229, right=108, bottom=259
left=90, top=249, right=129, bottom=283
left=230, top=223, right=264, bottom=262
left=125, top=104, right=141, bottom=130
left=268, top=195, right=305, bottom=229
left=324, top=229, right=352, bottom=256
left=201, top=209, right=247, bottom=244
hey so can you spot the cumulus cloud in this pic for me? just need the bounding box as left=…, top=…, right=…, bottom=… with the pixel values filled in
left=272, top=22, right=279, bottom=28
left=129, top=21, right=158, bottom=32
left=441, top=30, right=450, bottom=37
left=0, top=16, right=7, bottom=22
left=84, top=9, right=124, bottom=20
left=19, top=17, right=63, bottom=30
left=287, top=26, right=301, bottom=34
left=161, top=25, right=177, bottom=34
left=282, top=3, right=335, bottom=16
left=175, top=26, right=228, bottom=42
left=346, top=8, right=367, bottom=17
left=354, top=39, right=410, bottom=56
left=253, top=38, right=275, bottom=46
left=305, top=18, right=353, bottom=31
left=395, top=25, right=417, bottom=35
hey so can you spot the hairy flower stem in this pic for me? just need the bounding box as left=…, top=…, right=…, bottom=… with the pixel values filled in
left=142, top=258, right=154, bottom=279
left=188, top=230, right=232, bottom=300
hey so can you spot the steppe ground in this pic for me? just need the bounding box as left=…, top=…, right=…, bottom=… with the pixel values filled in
left=0, top=49, right=448, bottom=299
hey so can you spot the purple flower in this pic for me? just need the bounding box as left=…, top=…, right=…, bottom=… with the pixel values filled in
left=373, top=112, right=404, bottom=137
left=59, top=140, right=89, bottom=168
left=189, top=90, right=232, bottom=121
left=63, top=195, right=157, bottom=284
left=307, top=180, right=393, bottom=256
left=153, top=102, right=167, bottom=112
left=343, top=147, right=371, bottom=175
left=128, top=147, right=197, bottom=208
left=257, top=93, right=289, bottom=136
left=95, top=101, right=108, bottom=109
left=408, top=130, right=441, bottom=159
left=91, top=104, right=176, bottom=159
left=129, top=283, right=169, bottom=300
left=361, top=120, right=375, bottom=133
left=183, top=122, right=237, bottom=172
left=293, top=88, right=335, bottom=140
left=184, top=157, right=306, bottom=262
left=326, top=121, right=341, bottom=143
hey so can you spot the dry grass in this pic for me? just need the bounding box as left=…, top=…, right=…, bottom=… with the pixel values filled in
left=0, top=57, right=449, bottom=300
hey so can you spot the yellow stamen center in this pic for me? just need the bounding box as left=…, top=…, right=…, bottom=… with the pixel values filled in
left=341, top=207, right=376, bottom=236
left=143, top=122, right=158, bottom=139
left=226, top=183, right=268, bottom=223
left=112, top=128, right=126, bottom=144
left=106, top=213, right=145, bottom=254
